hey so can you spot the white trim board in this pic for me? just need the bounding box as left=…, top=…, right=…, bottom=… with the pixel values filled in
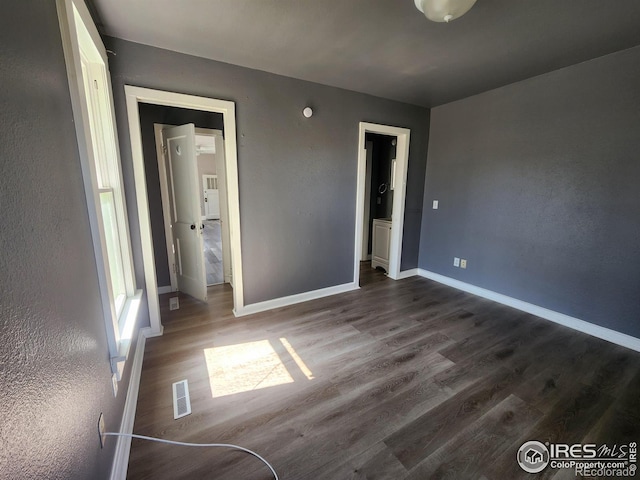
left=417, top=269, right=640, bottom=353
left=109, top=326, right=156, bottom=480
left=396, top=268, right=418, bottom=280
left=157, top=285, right=174, bottom=295
left=235, top=282, right=359, bottom=317
left=124, top=86, right=244, bottom=335
left=354, top=123, right=410, bottom=286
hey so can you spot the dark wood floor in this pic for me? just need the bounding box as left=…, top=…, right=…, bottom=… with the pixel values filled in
left=127, top=264, right=640, bottom=479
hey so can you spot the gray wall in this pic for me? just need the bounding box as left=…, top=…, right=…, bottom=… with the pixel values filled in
left=105, top=37, right=430, bottom=305
left=137, top=103, right=223, bottom=287
left=0, top=2, right=140, bottom=478
left=419, top=45, right=640, bottom=337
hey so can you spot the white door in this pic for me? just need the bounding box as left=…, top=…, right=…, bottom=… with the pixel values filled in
left=203, top=175, right=220, bottom=219
left=163, top=124, right=207, bottom=302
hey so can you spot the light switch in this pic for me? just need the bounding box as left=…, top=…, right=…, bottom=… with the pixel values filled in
left=433, top=200, right=439, bottom=209
left=453, top=257, right=460, bottom=267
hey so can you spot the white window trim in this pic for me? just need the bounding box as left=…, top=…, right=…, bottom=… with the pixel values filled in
left=57, top=0, right=141, bottom=381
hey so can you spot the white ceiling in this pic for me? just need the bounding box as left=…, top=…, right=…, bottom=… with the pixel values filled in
left=90, top=0, right=640, bottom=107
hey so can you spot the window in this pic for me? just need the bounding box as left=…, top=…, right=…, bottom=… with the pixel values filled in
left=99, top=189, right=127, bottom=319
left=58, top=0, right=141, bottom=383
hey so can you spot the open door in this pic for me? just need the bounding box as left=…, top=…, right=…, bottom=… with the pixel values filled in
left=163, top=124, right=207, bottom=302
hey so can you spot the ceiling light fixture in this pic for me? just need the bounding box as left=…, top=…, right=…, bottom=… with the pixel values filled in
left=414, top=0, right=477, bottom=22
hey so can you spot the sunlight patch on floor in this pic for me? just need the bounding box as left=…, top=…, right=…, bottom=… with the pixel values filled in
left=204, top=340, right=295, bottom=398
left=280, top=337, right=314, bottom=380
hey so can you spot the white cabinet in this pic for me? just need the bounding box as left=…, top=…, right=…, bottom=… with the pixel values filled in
left=371, top=218, right=392, bottom=272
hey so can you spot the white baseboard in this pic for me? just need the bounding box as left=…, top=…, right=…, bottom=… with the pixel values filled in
left=417, top=269, right=640, bottom=353
left=109, top=327, right=150, bottom=480
left=396, top=268, right=418, bottom=280
left=157, top=285, right=174, bottom=294
left=144, top=324, right=164, bottom=338
left=234, top=282, right=359, bottom=317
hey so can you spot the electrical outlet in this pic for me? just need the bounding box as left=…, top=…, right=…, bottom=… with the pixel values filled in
left=98, top=413, right=106, bottom=448
left=169, top=297, right=179, bottom=311
left=453, top=257, right=460, bottom=267
left=433, top=200, right=439, bottom=209
left=460, top=259, right=467, bottom=269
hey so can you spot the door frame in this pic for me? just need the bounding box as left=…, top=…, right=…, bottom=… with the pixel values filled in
left=354, top=122, right=410, bottom=284
left=199, top=129, right=233, bottom=285
left=360, top=139, right=373, bottom=261
left=124, top=86, right=244, bottom=336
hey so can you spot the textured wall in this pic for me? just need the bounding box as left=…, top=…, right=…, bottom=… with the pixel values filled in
left=420, top=46, right=640, bottom=337
left=0, top=3, right=139, bottom=478
left=137, top=103, right=223, bottom=287
left=104, top=37, right=430, bottom=305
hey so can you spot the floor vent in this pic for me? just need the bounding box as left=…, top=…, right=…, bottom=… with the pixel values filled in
left=172, top=379, right=192, bottom=419
left=169, top=297, right=179, bottom=311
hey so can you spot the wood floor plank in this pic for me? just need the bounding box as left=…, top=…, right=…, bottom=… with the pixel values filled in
left=487, top=384, right=617, bottom=480
left=548, top=369, right=640, bottom=480
left=309, top=442, right=408, bottom=480
left=405, top=394, right=542, bottom=480
left=384, top=365, right=529, bottom=470
left=127, top=263, right=640, bottom=479
left=581, top=366, right=640, bottom=445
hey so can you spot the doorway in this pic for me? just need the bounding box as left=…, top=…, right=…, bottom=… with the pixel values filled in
left=124, top=86, right=245, bottom=336
left=354, top=122, right=410, bottom=286
left=361, top=133, right=397, bottom=266
left=154, top=125, right=232, bottom=289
